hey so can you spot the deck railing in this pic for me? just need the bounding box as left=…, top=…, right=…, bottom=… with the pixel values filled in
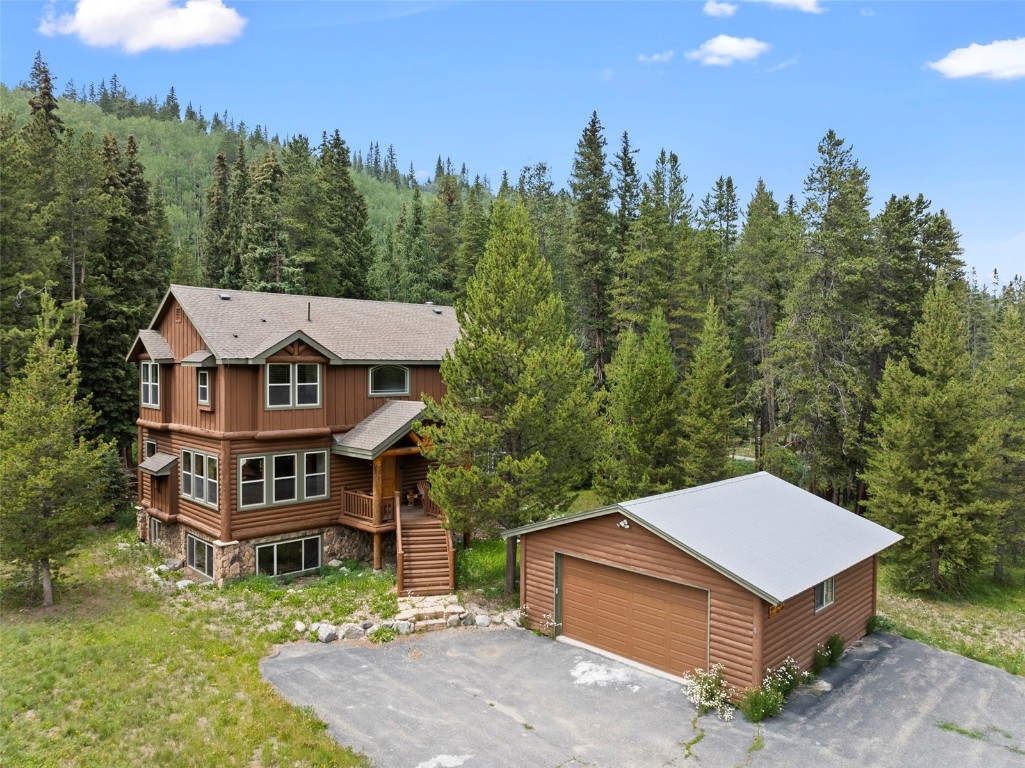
left=395, top=490, right=406, bottom=593
left=341, top=487, right=395, bottom=524
left=418, top=480, right=443, bottom=518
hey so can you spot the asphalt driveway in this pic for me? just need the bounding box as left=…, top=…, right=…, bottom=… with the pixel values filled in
left=261, top=630, right=1025, bottom=768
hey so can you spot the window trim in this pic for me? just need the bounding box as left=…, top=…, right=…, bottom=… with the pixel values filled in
left=255, top=535, right=321, bottom=577
left=368, top=365, right=410, bottom=397
left=186, top=534, right=214, bottom=579
left=140, top=361, right=159, bottom=408
left=272, top=453, right=298, bottom=504
left=180, top=448, right=219, bottom=509
left=814, top=576, right=835, bottom=612
left=265, top=362, right=321, bottom=410
left=237, top=449, right=330, bottom=511
left=148, top=515, right=161, bottom=546
left=144, top=439, right=157, bottom=459
left=197, top=369, right=211, bottom=407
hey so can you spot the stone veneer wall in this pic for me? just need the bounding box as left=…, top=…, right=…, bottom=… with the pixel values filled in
left=135, top=507, right=395, bottom=585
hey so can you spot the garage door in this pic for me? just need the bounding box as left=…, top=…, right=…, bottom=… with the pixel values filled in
left=560, top=556, right=708, bottom=676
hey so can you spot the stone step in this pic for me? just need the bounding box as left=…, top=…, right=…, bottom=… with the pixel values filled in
left=414, top=618, right=449, bottom=632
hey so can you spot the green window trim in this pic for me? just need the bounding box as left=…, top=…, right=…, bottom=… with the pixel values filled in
left=237, top=449, right=329, bottom=511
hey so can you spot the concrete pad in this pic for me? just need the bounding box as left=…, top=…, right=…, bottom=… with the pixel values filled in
left=260, top=630, right=1025, bottom=768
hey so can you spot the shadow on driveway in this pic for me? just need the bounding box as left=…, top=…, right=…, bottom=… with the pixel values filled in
left=260, top=629, right=1025, bottom=768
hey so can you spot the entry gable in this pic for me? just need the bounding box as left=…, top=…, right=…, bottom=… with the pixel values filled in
left=332, top=400, right=427, bottom=460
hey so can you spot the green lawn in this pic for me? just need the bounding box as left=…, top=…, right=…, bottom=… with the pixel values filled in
left=0, top=529, right=379, bottom=767
left=877, top=564, right=1025, bottom=677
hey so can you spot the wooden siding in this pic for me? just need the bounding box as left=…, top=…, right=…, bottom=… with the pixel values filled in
left=760, top=557, right=876, bottom=673
left=520, top=514, right=760, bottom=689
left=399, top=454, right=429, bottom=496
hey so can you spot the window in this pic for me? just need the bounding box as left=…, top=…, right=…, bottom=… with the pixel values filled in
left=369, top=365, right=410, bottom=396
left=186, top=534, right=214, bottom=579
left=141, top=361, right=159, bottom=407
left=144, top=440, right=157, bottom=459
left=148, top=515, right=161, bottom=546
left=181, top=449, right=218, bottom=507
left=197, top=369, right=210, bottom=406
left=256, top=536, right=321, bottom=576
left=240, top=457, right=265, bottom=507
left=238, top=450, right=329, bottom=509
left=305, top=451, right=327, bottom=499
left=266, top=363, right=320, bottom=408
left=273, top=454, right=297, bottom=503
left=815, top=576, right=835, bottom=612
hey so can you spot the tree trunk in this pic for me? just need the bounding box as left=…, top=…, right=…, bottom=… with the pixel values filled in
left=41, top=556, right=54, bottom=608
left=504, top=535, right=518, bottom=594
left=930, top=541, right=940, bottom=589
left=463, top=530, right=473, bottom=550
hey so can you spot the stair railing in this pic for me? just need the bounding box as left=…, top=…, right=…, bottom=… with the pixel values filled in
left=395, top=490, right=405, bottom=594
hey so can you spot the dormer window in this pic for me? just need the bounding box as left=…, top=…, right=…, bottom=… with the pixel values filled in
left=369, top=365, right=410, bottom=396
left=266, top=363, right=321, bottom=409
left=141, top=361, right=159, bottom=408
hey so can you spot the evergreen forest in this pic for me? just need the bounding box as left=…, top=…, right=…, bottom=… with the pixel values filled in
left=2, top=54, right=1023, bottom=595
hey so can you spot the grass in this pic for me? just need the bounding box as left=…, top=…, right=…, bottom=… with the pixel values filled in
left=454, top=538, right=509, bottom=601
left=0, top=528, right=384, bottom=767
left=876, top=563, right=1025, bottom=677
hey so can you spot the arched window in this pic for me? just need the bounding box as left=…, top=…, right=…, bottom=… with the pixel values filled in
left=369, top=365, right=410, bottom=396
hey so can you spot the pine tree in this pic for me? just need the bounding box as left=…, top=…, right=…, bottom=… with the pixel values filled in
left=396, top=188, right=442, bottom=303
left=28, top=51, right=64, bottom=136
left=202, top=152, right=232, bottom=285
left=221, top=139, right=250, bottom=288
left=680, top=299, right=735, bottom=487
left=569, top=111, right=615, bottom=384
left=695, top=176, right=740, bottom=308
left=612, top=130, right=640, bottom=258
left=518, top=163, right=572, bottom=301
left=0, top=296, right=113, bottom=607
left=319, top=130, right=374, bottom=298
left=239, top=151, right=290, bottom=291
left=862, top=280, right=1000, bottom=592
left=985, top=306, right=1025, bottom=582
left=423, top=199, right=596, bottom=590
left=159, top=86, right=181, bottom=121
left=427, top=173, right=462, bottom=295
left=594, top=309, right=684, bottom=503
left=454, top=177, right=489, bottom=302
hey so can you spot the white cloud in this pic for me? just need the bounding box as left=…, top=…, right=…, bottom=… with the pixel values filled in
left=686, top=35, right=771, bottom=66
left=928, top=37, right=1025, bottom=81
left=638, top=50, right=675, bottom=64
left=745, top=0, right=824, bottom=13
left=703, top=1, right=738, bottom=18
left=860, top=8, right=875, bottom=17
left=39, top=0, right=247, bottom=53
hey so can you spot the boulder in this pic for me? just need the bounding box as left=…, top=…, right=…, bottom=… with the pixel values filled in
left=327, top=559, right=343, bottom=568
left=475, top=615, right=492, bottom=628
left=155, top=564, right=169, bottom=574
left=340, top=623, right=365, bottom=640
left=164, top=558, right=184, bottom=571
left=294, top=621, right=307, bottom=634
left=360, top=620, right=374, bottom=630
left=395, top=621, right=413, bottom=635
left=175, top=579, right=193, bottom=590
left=317, top=624, right=337, bottom=643
left=447, top=614, right=461, bottom=628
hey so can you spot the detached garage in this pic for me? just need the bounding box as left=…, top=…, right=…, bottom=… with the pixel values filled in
left=504, top=472, right=902, bottom=690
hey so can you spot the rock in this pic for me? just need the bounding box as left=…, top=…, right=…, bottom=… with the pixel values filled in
left=366, top=624, right=381, bottom=636
left=156, top=564, right=169, bottom=574
left=360, top=620, right=374, bottom=630
left=175, top=579, right=193, bottom=590
left=164, top=558, right=184, bottom=571
left=444, top=605, right=465, bottom=616
left=504, top=618, right=520, bottom=629
left=475, top=614, right=492, bottom=628
left=461, top=614, right=475, bottom=627
left=395, top=621, right=413, bottom=635
left=340, top=623, right=365, bottom=640
left=317, top=624, right=337, bottom=643
left=447, top=614, right=461, bottom=628
left=327, top=559, right=343, bottom=568
left=294, top=621, right=307, bottom=634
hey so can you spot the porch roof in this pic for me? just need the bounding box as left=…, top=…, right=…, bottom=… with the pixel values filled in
left=332, top=400, right=426, bottom=460
left=139, top=451, right=177, bottom=476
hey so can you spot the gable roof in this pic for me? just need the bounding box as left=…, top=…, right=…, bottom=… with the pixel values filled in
left=151, top=285, right=459, bottom=364
left=504, top=472, right=902, bottom=605
left=126, top=330, right=175, bottom=363
left=332, top=400, right=427, bottom=460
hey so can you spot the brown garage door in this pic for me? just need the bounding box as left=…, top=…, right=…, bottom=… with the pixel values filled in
left=560, top=556, right=708, bottom=676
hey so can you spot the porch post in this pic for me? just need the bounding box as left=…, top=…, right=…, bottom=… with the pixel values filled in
left=372, top=456, right=383, bottom=527
left=373, top=532, right=382, bottom=571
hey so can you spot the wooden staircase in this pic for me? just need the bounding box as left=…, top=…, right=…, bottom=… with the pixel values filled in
left=397, top=515, right=454, bottom=596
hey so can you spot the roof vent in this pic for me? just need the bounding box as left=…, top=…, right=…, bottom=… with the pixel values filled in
left=218, top=293, right=231, bottom=301
left=432, top=307, right=443, bottom=315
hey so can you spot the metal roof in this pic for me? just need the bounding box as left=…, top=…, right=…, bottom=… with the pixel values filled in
left=157, top=285, right=460, bottom=364
left=332, top=400, right=427, bottom=460
left=139, top=451, right=177, bottom=476
left=504, top=472, right=902, bottom=605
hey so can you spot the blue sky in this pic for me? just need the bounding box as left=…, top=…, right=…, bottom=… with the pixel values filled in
left=1, top=1, right=1022, bottom=283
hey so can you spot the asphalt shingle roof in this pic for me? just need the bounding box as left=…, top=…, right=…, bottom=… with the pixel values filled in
left=167, top=285, right=459, bottom=363
left=505, top=472, right=902, bottom=604
left=138, top=452, right=177, bottom=476
left=131, top=330, right=175, bottom=363
left=332, top=400, right=427, bottom=459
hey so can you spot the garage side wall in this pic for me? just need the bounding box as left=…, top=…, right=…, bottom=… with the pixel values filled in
left=760, top=556, right=875, bottom=673
left=519, top=515, right=761, bottom=689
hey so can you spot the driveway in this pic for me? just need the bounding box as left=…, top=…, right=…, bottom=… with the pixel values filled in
left=261, top=630, right=1025, bottom=768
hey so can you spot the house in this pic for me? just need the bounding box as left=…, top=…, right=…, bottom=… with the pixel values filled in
left=503, top=472, right=902, bottom=689
left=126, top=285, right=460, bottom=593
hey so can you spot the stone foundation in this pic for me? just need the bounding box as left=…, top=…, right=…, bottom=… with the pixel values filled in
left=135, top=507, right=393, bottom=586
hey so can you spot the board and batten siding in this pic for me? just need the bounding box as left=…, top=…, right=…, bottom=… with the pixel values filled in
left=760, top=556, right=876, bottom=673
left=520, top=514, right=761, bottom=689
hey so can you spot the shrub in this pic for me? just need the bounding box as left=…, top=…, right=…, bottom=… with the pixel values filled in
left=866, top=614, right=894, bottom=634
left=811, top=645, right=831, bottom=675
left=681, top=665, right=735, bottom=721
left=737, top=685, right=784, bottom=722
left=367, top=625, right=398, bottom=644
left=763, top=657, right=804, bottom=698
left=826, top=633, right=845, bottom=666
